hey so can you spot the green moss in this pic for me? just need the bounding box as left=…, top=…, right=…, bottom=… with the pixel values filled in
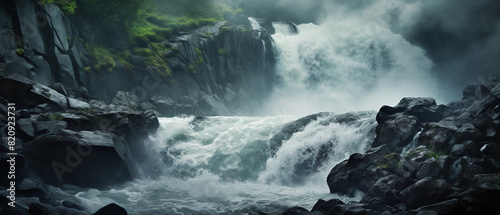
left=194, top=47, right=203, bottom=64
left=49, top=114, right=64, bottom=121
left=375, top=153, right=400, bottom=170
left=39, top=0, right=77, bottom=14
left=15, top=48, right=25, bottom=56
left=218, top=48, right=227, bottom=56
left=219, top=26, right=232, bottom=36
left=428, top=147, right=448, bottom=160
left=132, top=46, right=171, bottom=77
left=188, top=64, right=196, bottom=74
left=92, top=47, right=116, bottom=73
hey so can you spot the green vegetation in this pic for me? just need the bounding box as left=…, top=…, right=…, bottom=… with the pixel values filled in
left=49, top=114, right=64, bottom=121
left=375, top=153, right=400, bottom=170
left=39, top=0, right=239, bottom=77
left=39, top=0, right=77, bottom=14
left=15, top=48, right=25, bottom=56
left=188, top=64, right=196, bottom=74
left=195, top=47, right=204, bottom=64
left=218, top=48, right=227, bottom=56
left=428, top=147, right=448, bottom=160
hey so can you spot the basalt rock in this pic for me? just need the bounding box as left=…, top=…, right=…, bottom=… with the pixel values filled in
left=318, top=78, right=500, bottom=215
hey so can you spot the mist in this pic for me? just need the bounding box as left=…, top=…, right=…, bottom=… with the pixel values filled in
left=240, top=0, right=500, bottom=115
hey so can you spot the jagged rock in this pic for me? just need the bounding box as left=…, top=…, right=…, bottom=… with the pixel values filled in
left=281, top=207, right=310, bottom=215
left=22, top=129, right=132, bottom=188
left=93, top=203, right=127, bottom=215
left=372, top=113, right=419, bottom=150
left=459, top=173, right=500, bottom=214
left=0, top=76, right=68, bottom=110
left=408, top=199, right=460, bottom=215
left=417, top=119, right=458, bottom=154
left=400, top=177, right=453, bottom=210
left=311, top=199, right=345, bottom=215
left=394, top=97, right=443, bottom=123
left=327, top=145, right=390, bottom=196
left=112, top=91, right=139, bottom=110
left=198, top=94, right=231, bottom=116
left=360, top=175, right=407, bottom=210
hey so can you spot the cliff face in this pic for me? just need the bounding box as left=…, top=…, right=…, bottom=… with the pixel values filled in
left=0, top=0, right=276, bottom=116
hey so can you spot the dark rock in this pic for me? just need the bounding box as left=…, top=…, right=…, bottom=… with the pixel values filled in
left=112, top=91, right=139, bottom=110
left=458, top=173, right=500, bottom=214
left=33, top=120, right=67, bottom=135
left=22, top=129, right=132, bottom=188
left=400, top=177, right=453, bottom=210
left=93, top=203, right=127, bottom=215
left=327, top=145, right=390, bottom=196
left=394, top=97, right=443, bottom=123
left=311, top=199, right=345, bottom=214
left=372, top=113, right=419, bottom=150
left=29, top=203, right=56, bottom=215
left=0, top=76, right=68, bottom=110
left=415, top=157, right=442, bottom=180
left=360, top=175, right=408, bottom=208
left=16, top=118, right=35, bottom=139
left=408, top=198, right=460, bottom=215
left=282, top=207, right=310, bottom=215
left=417, top=120, right=458, bottom=154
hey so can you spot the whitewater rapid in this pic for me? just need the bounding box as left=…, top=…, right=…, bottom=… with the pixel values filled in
left=51, top=113, right=376, bottom=214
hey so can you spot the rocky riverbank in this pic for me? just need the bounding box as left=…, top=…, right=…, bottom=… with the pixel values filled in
left=279, top=78, right=500, bottom=215
left=0, top=76, right=159, bottom=214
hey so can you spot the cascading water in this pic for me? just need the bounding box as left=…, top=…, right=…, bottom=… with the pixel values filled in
left=51, top=113, right=376, bottom=214
left=261, top=17, right=442, bottom=115
left=47, top=6, right=448, bottom=215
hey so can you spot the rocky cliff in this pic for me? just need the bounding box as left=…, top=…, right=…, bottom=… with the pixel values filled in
left=279, top=78, right=500, bottom=215
left=0, top=0, right=276, bottom=116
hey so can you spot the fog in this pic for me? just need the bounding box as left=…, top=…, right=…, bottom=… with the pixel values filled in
left=237, top=0, right=500, bottom=115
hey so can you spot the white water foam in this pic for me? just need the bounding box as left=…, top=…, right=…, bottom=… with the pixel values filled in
left=262, top=17, right=442, bottom=115
left=51, top=114, right=374, bottom=214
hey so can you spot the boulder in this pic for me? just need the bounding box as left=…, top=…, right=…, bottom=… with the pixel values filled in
left=459, top=173, right=500, bottom=214
left=311, top=199, right=345, bottom=215
left=281, top=207, right=310, bottom=215
left=0, top=76, right=68, bottom=110
left=22, top=129, right=132, bottom=188
left=112, top=91, right=139, bottom=110
left=93, top=203, right=127, bottom=215
left=372, top=113, right=419, bottom=150
left=327, top=145, right=390, bottom=196
left=400, top=177, right=453, bottom=210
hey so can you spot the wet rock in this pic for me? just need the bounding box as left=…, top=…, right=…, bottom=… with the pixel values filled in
left=372, top=113, right=419, bottom=150
left=112, top=91, right=139, bottom=110
left=282, top=207, right=310, bottom=215
left=311, top=199, right=345, bottom=214
left=327, top=145, right=389, bottom=196
left=408, top=199, right=460, bottom=215
left=93, top=203, right=127, bottom=215
left=400, top=177, right=453, bottom=210
left=22, top=129, right=132, bottom=188
left=360, top=175, right=406, bottom=208
left=459, top=173, right=500, bottom=214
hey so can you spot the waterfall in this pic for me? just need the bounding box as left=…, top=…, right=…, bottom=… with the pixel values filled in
left=261, top=18, right=442, bottom=115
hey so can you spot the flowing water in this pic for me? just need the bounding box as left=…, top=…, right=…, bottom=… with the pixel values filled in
left=49, top=9, right=446, bottom=214
left=262, top=17, right=442, bottom=115
left=51, top=113, right=376, bottom=214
